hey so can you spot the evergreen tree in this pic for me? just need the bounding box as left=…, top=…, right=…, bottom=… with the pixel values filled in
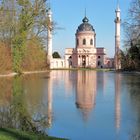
left=52, top=51, right=61, bottom=58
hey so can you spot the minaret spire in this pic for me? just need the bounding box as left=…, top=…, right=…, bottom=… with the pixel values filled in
left=116, top=0, right=120, bottom=12
left=114, top=0, right=121, bottom=70
left=48, top=0, right=51, bottom=9
left=116, top=0, right=120, bottom=14
left=47, top=6, right=53, bottom=68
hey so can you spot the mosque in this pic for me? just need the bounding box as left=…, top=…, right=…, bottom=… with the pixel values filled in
left=47, top=4, right=121, bottom=69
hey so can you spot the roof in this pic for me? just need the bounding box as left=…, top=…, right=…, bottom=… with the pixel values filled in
left=76, top=16, right=95, bottom=33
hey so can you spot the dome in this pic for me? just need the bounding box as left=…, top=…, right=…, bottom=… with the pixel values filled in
left=76, top=16, right=95, bottom=33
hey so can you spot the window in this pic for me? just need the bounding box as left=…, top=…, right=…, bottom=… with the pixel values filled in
left=98, top=61, right=101, bottom=66
left=90, top=39, right=93, bottom=45
left=61, top=61, right=63, bottom=67
left=83, top=39, right=86, bottom=45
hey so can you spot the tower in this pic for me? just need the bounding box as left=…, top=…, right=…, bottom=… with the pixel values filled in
left=47, top=8, right=53, bottom=68
left=114, top=2, right=121, bottom=70
left=74, top=16, right=96, bottom=68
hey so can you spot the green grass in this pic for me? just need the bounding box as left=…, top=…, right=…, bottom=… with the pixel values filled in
left=0, top=128, right=67, bottom=140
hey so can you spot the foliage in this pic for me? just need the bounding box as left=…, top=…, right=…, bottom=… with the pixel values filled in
left=0, top=0, right=52, bottom=73
left=122, top=0, right=140, bottom=71
left=123, top=0, right=140, bottom=46
left=52, top=51, right=61, bottom=58
left=22, top=37, right=47, bottom=71
left=120, top=45, right=140, bottom=71
left=0, top=42, right=12, bottom=73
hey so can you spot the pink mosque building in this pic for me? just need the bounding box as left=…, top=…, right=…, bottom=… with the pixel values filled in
left=64, top=16, right=113, bottom=68
left=47, top=5, right=121, bottom=69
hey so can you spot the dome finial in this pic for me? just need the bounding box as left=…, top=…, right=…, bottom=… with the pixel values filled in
left=82, top=16, right=89, bottom=23
left=85, top=8, right=86, bottom=17
left=82, top=8, right=89, bottom=23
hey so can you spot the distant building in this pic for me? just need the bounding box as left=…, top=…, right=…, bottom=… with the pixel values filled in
left=48, top=10, right=116, bottom=69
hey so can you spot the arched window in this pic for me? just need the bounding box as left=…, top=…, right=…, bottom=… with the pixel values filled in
left=76, top=39, right=79, bottom=46
left=83, top=39, right=86, bottom=45
left=61, top=61, right=63, bottom=67
left=90, top=39, right=93, bottom=45
left=56, top=61, right=58, bottom=67
left=98, top=61, right=101, bottom=66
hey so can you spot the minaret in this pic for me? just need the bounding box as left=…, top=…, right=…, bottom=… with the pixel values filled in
left=47, top=8, right=53, bottom=68
left=114, top=2, right=121, bottom=70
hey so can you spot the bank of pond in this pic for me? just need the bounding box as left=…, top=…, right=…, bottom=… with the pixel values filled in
left=0, top=128, right=66, bottom=140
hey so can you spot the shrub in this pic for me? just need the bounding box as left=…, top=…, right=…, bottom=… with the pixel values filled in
left=0, top=42, right=12, bottom=74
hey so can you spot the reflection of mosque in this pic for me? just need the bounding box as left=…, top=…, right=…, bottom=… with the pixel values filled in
left=0, top=71, right=122, bottom=131
left=44, top=71, right=97, bottom=124
left=46, top=71, right=121, bottom=128
left=75, top=71, right=97, bottom=120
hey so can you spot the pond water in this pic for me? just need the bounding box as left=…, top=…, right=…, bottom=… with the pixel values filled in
left=0, top=70, right=140, bottom=140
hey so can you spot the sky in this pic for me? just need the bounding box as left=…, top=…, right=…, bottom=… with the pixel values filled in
left=50, top=0, right=130, bottom=58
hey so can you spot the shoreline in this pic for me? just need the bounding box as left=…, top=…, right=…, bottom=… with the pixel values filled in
left=0, top=72, right=17, bottom=77
left=0, top=69, right=140, bottom=78
left=0, top=70, right=50, bottom=78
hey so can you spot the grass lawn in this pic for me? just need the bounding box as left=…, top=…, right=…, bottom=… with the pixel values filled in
left=0, top=128, right=66, bottom=140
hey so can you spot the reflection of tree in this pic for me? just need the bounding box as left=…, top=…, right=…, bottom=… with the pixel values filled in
left=0, top=76, right=37, bottom=132
left=11, top=76, right=38, bottom=132
left=23, top=73, right=53, bottom=129
left=0, top=77, right=12, bottom=106
left=0, top=75, right=51, bottom=134
left=121, top=74, right=140, bottom=139
left=0, top=77, right=13, bottom=128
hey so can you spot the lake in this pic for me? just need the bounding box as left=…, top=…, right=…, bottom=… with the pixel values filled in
left=0, top=70, right=140, bottom=140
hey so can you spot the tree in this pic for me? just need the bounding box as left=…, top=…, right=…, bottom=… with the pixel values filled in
left=122, top=0, right=140, bottom=71
left=52, top=51, right=61, bottom=58
left=123, top=0, right=140, bottom=46
left=22, top=37, right=47, bottom=71
left=0, top=0, right=53, bottom=73
left=0, top=0, right=16, bottom=47
left=0, top=42, right=12, bottom=73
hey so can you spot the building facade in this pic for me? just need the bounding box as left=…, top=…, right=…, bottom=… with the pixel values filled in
left=49, top=10, right=115, bottom=69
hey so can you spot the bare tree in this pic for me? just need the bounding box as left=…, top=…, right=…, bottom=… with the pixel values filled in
left=123, top=0, right=140, bottom=46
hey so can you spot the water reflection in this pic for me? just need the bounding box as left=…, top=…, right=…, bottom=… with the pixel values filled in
left=0, top=76, right=37, bottom=131
left=75, top=71, right=97, bottom=121
left=115, top=73, right=121, bottom=130
left=0, top=71, right=140, bottom=139
left=0, top=77, right=13, bottom=128
left=122, top=73, right=140, bottom=138
left=46, top=73, right=53, bottom=127
left=0, top=73, right=51, bottom=133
